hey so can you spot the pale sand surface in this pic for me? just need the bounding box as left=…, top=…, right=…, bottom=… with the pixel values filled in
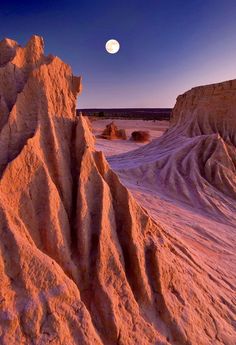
left=94, top=118, right=236, bottom=299
left=103, top=81, right=236, bottom=343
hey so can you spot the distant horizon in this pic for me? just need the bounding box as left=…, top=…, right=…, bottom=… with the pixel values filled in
left=77, top=107, right=173, bottom=110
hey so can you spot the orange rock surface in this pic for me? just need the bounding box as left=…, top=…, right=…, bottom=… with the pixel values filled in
left=0, top=36, right=235, bottom=345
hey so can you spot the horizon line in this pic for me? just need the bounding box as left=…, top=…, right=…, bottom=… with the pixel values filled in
left=77, top=107, right=173, bottom=110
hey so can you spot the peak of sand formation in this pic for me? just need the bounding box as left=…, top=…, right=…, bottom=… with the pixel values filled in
left=0, top=36, right=235, bottom=345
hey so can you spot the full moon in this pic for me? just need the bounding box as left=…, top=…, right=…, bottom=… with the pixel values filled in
left=105, top=39, right=120, bottom=54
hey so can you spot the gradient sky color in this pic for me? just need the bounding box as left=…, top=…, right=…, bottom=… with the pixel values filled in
left=1, top=0, right=236, bottom=108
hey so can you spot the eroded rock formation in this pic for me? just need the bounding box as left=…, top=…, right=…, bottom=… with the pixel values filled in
left=108, top=80, right=236, bottom=344
left=110, top=80, right=236, bottom=221
left=100, top=121, right=127, bottom=140
left=0, top=36, right=235, bottom=345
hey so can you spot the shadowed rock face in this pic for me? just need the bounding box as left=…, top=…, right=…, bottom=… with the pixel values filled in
left=0, top=36, right=235, bottom=345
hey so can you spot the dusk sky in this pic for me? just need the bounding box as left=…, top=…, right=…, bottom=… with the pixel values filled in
left=1, top=0, right=236, bottom=108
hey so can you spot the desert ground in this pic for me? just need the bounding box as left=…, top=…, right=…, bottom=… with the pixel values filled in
left=0, top=36, right=235, bottom=345
left=94, top=119, right=236, bottom=307
left=93, top=119, right=169, bottom=155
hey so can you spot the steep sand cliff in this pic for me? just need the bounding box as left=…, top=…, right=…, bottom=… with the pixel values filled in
left=0, top=37, right=235, bottom=345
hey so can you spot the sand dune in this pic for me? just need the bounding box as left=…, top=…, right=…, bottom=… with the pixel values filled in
left=0, top=36, right=235, bottom=345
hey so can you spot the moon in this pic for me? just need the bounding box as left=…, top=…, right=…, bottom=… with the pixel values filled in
left=105, top=39, right=120, bottom=54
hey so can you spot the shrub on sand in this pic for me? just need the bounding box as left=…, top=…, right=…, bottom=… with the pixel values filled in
left=131, top=131, right=150, bottom=142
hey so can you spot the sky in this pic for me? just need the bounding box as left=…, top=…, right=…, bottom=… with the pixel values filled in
left=1, top=0, right=236, bottom=108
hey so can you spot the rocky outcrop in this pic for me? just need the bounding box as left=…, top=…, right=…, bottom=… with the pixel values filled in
left=100, top=121, right=127, bottom=140
left=0, top=36, right=235, bottom=345
left=167, top=81, right=236, bottom=205
left=171, top=80, right=236, bottom=145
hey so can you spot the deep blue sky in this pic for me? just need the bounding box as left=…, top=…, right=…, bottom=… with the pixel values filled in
left=1, top=0, right=236, bottom=108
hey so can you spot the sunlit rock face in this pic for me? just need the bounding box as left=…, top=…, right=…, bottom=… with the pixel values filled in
left=0, top=36, right=235, bottom=345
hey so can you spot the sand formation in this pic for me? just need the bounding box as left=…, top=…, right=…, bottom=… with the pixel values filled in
left=100, top=121, right=127, bottom=140
left=0, top=36, right=235, bottom=345
left=108, top=80, right=236, bottom=344
left=110, top=81, right=236, bottom=222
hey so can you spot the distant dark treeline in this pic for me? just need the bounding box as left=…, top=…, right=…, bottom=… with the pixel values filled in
left=77, top=108, right=172, bottom=120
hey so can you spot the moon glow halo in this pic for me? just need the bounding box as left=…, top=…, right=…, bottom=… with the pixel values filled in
left=105, top=39, right=120, bottom=54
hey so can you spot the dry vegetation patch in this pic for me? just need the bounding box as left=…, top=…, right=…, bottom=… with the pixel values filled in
left=131, top=130, right=150, bottom=142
